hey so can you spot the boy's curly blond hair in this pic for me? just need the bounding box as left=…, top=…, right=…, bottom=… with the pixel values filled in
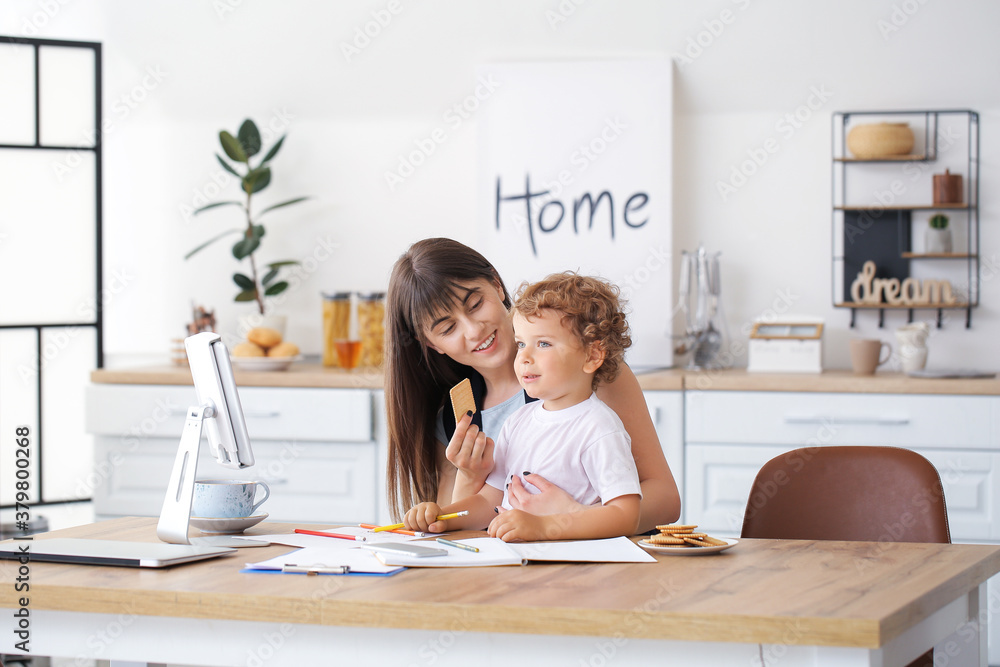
left=512, top=271, right=631, bottom=388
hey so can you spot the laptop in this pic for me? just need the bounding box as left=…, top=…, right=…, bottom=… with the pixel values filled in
left=0, top=538, right=236, bottom=568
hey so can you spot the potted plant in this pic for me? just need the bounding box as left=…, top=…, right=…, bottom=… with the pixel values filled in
left=926, top=213, right=952, bottom=254
left=185, top=119, right=309, bottom=330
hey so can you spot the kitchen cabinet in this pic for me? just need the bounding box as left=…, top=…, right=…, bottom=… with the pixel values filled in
left=683, top=388, right=1000, bottom=663
left=85, top=383, right=379, bottom=525
left=832, top=109, right=980, bottom=328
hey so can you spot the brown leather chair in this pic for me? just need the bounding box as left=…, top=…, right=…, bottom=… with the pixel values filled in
left=741, top=445, right=950, bottom=667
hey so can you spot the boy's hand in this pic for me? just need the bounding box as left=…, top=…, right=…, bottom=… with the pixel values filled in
left=488, top=508, right=552, bottom=543
left=445, top=413, right=495, bottom=484
left=404, top=502, right=443, bottom=532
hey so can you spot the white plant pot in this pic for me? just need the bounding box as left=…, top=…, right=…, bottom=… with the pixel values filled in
left=925, top=228, right=952, bottom=254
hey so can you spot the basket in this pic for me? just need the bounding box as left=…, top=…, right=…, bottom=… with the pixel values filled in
left=846, top=122, right=914, bottom=159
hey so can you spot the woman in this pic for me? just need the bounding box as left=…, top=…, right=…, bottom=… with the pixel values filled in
left=384, top=237, right=680, bottom=532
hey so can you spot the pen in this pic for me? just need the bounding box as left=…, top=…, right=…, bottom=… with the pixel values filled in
left=359, top=523, right=426, bottom=537
left=282, top=563, right=350, bottom=575
left=372, top=511, right=469, bottom=533
left=294, top=528, right=363, bottom=541
left=436, top=537, right=479, bottom=553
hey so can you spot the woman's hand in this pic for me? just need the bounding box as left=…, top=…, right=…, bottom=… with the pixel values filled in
left=445, top=412, right=495, bottom=487
left=404, top=501, right=443, bottom=532
left=507, top=473, right=588, bottom=515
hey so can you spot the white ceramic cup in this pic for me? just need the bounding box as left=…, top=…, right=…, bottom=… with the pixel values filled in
left=192, top=479, right=270, bottom=518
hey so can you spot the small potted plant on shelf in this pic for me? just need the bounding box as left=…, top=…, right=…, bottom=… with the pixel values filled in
left=185, top=118, right=310, bottom=334
left=926, top=213, right=952, bottom=254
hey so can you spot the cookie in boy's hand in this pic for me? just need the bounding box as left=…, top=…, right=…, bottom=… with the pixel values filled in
left=449, top=378, right=476, bottom=425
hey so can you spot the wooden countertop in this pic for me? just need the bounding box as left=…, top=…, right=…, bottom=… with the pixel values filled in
left=2, top=517, right=999, bottom=648
left=91, top=363, right=1000, bottom=395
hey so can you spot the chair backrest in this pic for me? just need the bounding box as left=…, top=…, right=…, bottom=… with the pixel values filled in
left=741, top=446, right=950, bottom=544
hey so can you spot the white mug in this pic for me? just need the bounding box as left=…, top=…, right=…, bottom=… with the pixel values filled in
left=192, top=479, right=270, bottom=518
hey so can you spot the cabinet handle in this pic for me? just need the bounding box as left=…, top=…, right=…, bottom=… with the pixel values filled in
left=169, top=408, right=280, bottom=419
left=783, top=414, right=910, bottom=426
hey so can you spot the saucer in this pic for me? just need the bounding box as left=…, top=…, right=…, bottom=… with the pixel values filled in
left=190, top=513, right=268, bottom=535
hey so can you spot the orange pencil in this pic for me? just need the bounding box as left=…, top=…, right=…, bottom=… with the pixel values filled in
left=359, top=523, right=426, bottom=537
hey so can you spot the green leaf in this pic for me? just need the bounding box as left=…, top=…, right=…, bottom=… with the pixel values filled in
left=267, top=260, right=299, bottom=268
left=264, top=281, right=289, bottom=296
left=259, top=135, right=286, bottom=164
left=193, top=201, right=242, bottom=215
left=251, top=224, right=266, bottom=240
left=237, top=119, right=262, bottom=158
left=232, top=236, right=261, bottom=260
left=233, top=273, right=255, bottom=290
left=215, top=154, right=242, bottom=179
left=184, top=228, right=242, bottom=259
left=261, top=268, right=279, bottom=286
left=235, top=288, right=258, bottom=302
left=242, top=166, right=271, bottom=194
left=219, top=130, right=247, bottom=163
left=259, top=197, right=310, bottom=217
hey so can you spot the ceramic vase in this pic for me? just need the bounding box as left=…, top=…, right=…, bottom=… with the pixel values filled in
left=895, top=322, right=930, bottom=373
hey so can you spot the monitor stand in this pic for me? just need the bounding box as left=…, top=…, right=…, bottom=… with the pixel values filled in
left=157, top=404, right=269, bottom=548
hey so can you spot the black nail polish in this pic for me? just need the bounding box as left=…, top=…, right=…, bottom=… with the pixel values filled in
left=466, top=410, right=473, bottom=417
left=522, top=471, right=531, bottom=476
left=494, top=507, right=499, bottom=513
left=505, top=483, right=509, bottom=489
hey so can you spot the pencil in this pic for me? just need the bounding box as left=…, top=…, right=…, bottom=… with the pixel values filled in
left=436, top=537, right=479, bottom=553
left=358, top=523, right=426, bottom=537
left=294, top=528, right=362, bottom=541
left=372, top=511, right=469, bottom=533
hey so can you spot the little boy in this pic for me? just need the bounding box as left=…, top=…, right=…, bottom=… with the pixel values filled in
left=403, top=272, right=640, bottom=542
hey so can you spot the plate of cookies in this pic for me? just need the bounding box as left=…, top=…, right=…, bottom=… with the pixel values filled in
left=638, top=524, right=738, bottom=556
left=230, top=327, right=301, bottom=371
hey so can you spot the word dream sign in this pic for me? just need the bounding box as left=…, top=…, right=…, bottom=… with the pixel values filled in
left=850, top=261, right=958, bottom=306
left=476, top=60, right=673, bottom=368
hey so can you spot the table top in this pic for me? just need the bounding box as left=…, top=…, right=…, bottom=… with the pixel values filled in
left=3, top=518, right=999, bottom=648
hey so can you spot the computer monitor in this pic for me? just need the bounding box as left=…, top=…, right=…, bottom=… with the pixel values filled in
left=157, top=332, right=265, bottom=547
left=185, top=332, right=254, bottom=469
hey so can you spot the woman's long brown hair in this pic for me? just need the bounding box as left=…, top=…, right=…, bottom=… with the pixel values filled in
left=384, top=238, right=511, bottom=520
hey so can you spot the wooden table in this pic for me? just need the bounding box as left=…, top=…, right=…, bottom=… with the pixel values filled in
left=2, top=518, right=999, bottom=666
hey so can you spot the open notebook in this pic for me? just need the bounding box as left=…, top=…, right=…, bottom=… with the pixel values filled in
left=367, top=536, right=656, bottom=567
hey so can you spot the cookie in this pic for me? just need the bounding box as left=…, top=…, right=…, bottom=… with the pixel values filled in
left=449, top=378, right=476, bottom=425
left=656, top=524, right=698, bottom=533
left=247, top=327, right=282, bottom=349
left=644, top=535, right=686, bottom=545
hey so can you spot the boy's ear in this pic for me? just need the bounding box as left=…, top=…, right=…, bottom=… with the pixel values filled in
left=583, top=342, right=606, bottom=374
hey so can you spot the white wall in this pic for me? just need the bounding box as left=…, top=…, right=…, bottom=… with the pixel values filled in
left=2, top=0, right=998, bottom=370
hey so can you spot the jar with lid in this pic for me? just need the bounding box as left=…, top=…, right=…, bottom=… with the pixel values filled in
left=321, top=292, right=352, bottom=367
left=357, top=292, right=386, bottom=368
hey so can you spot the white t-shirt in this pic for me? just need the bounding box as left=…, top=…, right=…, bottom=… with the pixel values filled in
left=485, top=393, right=641, bottom=509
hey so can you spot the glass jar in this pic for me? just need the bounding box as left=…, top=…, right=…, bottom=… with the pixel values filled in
left=321, top=292, right=352, bottom=367
left=357, top=292, right=386, bottom=368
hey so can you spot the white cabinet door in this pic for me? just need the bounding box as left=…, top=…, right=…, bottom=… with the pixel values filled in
left=684, top=444, right=784, bottom=536
left=643, top=391, right=684, bottom=520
